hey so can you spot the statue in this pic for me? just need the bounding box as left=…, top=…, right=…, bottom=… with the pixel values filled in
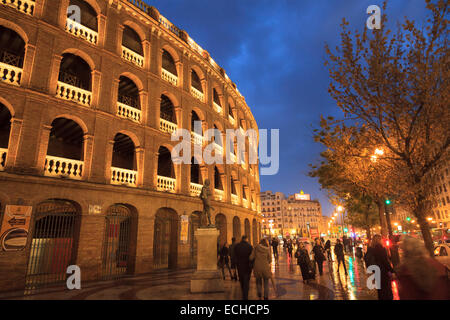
left=199, top=179, right=214, bottom=227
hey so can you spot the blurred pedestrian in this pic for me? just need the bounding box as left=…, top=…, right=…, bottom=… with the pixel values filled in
left=229, top=237, right=238, bottom=281
left=218, top=242, right=233, bottom=280
left=324, top=239, right=333, bottom=261
left=287, top=239, right=293, bottom=260
left=371, top=234, right=394, bottom=300
left=250, top=238, right=272, bottom=300
left=334, top=239, right=348, bottom=275
left=295, top=242, right=314, bottom=283
left=234, top=235, right=253, bottom=300
left=312, top=238, right=326, bottom=276
left=271, top=237, right=279, bottom=263
left=396, top=236, right=450, bottom=300
left=389, top=235, right=400, bottom=268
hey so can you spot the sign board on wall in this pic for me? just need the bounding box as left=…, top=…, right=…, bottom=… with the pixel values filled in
left=0, top=205, right=32, bottom=251
left=180, top=215, right=189, bottom=244
left=294, top=190, right=311, bottom=201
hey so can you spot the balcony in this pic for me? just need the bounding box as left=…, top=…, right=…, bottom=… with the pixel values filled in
left=0, top=148, right=7, bottom=171
left=228, top=115, right=236, bottom=126
left=1, top=0, right=34, bottom=15
left=157, top=175, right=176, bottom=192
left=214, top=189, right=224, bottom=201
left=161, top=68, right=178, bottom=87
left=111, top=167, right=137, bottom=187
left=117, top=102, right=141, bottom=123
left=190, top=182, right=202, bottom=197
left=65, top=19, right=98, bottom=45
left=231, top=193, right=239, bottom=205
left=0, top=61, right=22, bottom=86
left=191, top=131, right=203, bottom=145
left=56, top=81, right=92, bottom=107
left=213, top=102, right=222, bottom=114
left=159, top=118, right=177, bottom=134
left=121, top=46, right=144, bottom=68
left=190, top=86, right=204, bottom=102
left=44, top=156, right=83, bottom=180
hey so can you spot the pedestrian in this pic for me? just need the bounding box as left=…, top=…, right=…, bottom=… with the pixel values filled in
left=295, top=242, right=313, bottom=283
left=287, top=239, right=293, bottom=260
left=370, top=234, right=394, bottom=300
left=234, top=235, right=253, bottom=300
left=229, top=237, right=238, bottom=281
left=343, top=235, right=349, bottom=254
left=324, top=239, right=333, bottom=261
left=271, top=237, right=279, bottom=263
left=218, top=242, right=233, bottom=280
left=249, top=238, right=272, bottom=300
left=311, top=238, right=326, bottom=276
left=396, top=236, right=450, bottom=300
left=334, top=239, right=348, bottom=275
left=389, top=235, right=400, bottom=268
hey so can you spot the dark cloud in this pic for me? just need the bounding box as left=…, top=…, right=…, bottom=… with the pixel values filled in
left=149, top=0, right=428, bottom=216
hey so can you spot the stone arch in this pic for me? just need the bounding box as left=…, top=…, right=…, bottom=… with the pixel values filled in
left=215, top=213, right=227, bottom=246
left=48, top=114, right=89, bottom=135
left=232, top=216, right=241, bottom=240
left=153, top=207, right=179, bottom=269
left=161, top=44, right=181, bottom=63
left=191, top=64, right=205, bottom=81
left=61, top=48, right=96, bottom=71
left=112, top=129, right=141, bottom=149
left=244, top=218, right=251, bottom=243
left=118, top=72, right=144, bottom=91
left=122, top=20, right=146, bottom=42
left=0, top=17, right=29, bottom=44
left=0, top=96, right=15, bottom=117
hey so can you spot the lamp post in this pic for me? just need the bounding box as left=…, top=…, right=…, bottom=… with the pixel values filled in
left=337, top=205, right=344, bottom=237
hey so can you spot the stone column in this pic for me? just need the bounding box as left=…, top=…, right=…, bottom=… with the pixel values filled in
left=104, top=140, right=115, bottom=184
left=135, top=147, right=145, bottom=187
left=82, top=134, right=94, bottom=180
left=116, top=24, right=125, bottom=56
left=36, top=125, right=52, bottom=175
left=4, top=118, right=23, bottom=171
left=91, top=70, right=102, bottom=109
left=139, top=90, right=148, bottom=126
left=98, top=14, right=107, bottom=47
left=21, top=44, right=36, bottom=88
left=48, top=54, right=63, bottom=96
left=190, top=228, right=224, bottom=293
left=142, top=39, right=151, bottom=71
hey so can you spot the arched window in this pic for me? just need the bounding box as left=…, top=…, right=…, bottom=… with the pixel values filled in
left=190, top=157, right=201, bottom=184
left=58, top=53, right=92, bottom=90
left=66, top=0, right=98, bottom=44
left=230, top=178, right=237, bottom=195
left=214, top=166, right=223, bottom=190
left=45, top=118, right=84, bottom=179
left=122, top=26, right=143, bottom=55
left=191, top=70, right=202, bottom=92
left=157, top=146, right=175, bottom=178
left=159, top=95, right=177, bottom=134
left=213, top=124, right=222, bottom=147
left=117, top=76, right=141, bottom=122
left=162, top=49, right=177, bottom=76
left=191, top=111, right=202, bottom=134
left=0, top=26, right=25, bottom=86
left=112, top=133, right=136, bottom=170
left=213, top=89, right=221, bottom=106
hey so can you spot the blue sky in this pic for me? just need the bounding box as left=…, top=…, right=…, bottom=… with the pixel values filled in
left=148, top=0, right=429, bottom=216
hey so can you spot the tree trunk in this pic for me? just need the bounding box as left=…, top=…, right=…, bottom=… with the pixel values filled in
left=366, top=227, right=372, bottom=240
left=414, top=201, right=434, bottom=257
left=385, top=205, right=393, bottom=238
left=376, top=199, right=387, bottom=237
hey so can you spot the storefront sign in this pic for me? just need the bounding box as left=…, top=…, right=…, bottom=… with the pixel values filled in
left=0, top=205, right=32, bottom=251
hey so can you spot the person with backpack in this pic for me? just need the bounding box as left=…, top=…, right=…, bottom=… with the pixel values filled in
left=334, top=239, right=348, bottom=275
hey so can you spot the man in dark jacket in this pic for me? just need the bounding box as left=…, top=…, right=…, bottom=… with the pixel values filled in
left=334, top=239, right=347, bottom=275
left=271, top=237, right=279, bottom=263
left=234, top=235, right=253, bottom=300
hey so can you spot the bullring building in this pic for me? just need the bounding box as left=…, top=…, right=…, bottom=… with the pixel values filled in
left=0, top=0, right=261, bottom=293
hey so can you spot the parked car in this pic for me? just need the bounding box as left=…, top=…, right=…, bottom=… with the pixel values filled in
left=434, top=243, right=450, bottom=269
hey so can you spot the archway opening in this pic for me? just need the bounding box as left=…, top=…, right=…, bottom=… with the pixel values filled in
left=122, top=26, right=143, bottom=55
left=153, top=208, right=178, bottom=269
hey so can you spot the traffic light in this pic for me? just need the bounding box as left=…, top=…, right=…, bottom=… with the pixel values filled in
left=344, top=227, right=348, bottom=233
left=406, top=217, right=411, bottom=222
left=385, top=199, right=391, bottom=205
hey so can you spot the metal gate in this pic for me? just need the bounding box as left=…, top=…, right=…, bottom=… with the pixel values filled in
left=102, top=205, right=132, bottom=279
left=26, top=200, right=79, bottom=292
left=153, top=209, right=178, bottom=269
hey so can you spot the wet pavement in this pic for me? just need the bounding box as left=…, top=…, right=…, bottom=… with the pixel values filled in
left=1, top=250, right=384, bottom=300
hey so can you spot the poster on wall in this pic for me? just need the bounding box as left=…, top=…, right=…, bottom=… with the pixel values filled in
left=309, top=227, right=319, bottom=240
left=0, top=205, right=32, bottom=251
left=180, top=215, right=189, bottom=244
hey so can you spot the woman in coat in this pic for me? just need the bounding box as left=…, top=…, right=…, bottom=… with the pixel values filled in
left=250, top=238, right=272, bottom=300
left=312, top=238, right=326, bottom=276
left=295, top=242, right=313, bottom=283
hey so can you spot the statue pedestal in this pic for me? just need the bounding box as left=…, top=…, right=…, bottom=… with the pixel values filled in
left=190, top=227, right=224, bottom=293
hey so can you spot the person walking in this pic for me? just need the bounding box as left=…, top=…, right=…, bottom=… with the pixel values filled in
left=218, top=242, right=233, bottom=280
left=295, top=242, right=313, bottom=283
left=271, top=237, right=279, bottom=264
left=396, top=236, right=450, bottom=300
left=249, top=239, right=272, bottom=300
left=234, top=235, right=253, bottom=300
left=312, top=238, right=326, bottom=276
left=229, top=237, right=238, bottom=281
left=324, top=239, right=333, bottom=261
left=371, top=234, right=394, bottom=300
left=287, top=239, right=293, bottom=260
left=334, top=239, right=348, bottom=275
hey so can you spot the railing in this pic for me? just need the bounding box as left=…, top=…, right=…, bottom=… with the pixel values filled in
left=65, top=19, right=98, bottom=45
left=159, top=15, right=181, bottom=37
left=243, top=198, right=249, bottom=208
left=126, top=0, right=150, bottom=12
left=122, top=46, right=144, bottom=67
left=190, top=182, right=202, bottom=197
left=191, top=131, right=203, bottom=145
left=157, top=175, right=176, bottom=192
left=117, top=102, right=141, bottom=123
left=0, top=61, right=22, bottom=86
left=214, top=189, right=224, bottom=201
left=44, top=156, right=83, bottom=180
left=161, top=68, right=178, bottom=86
left=228, top=115, right=236, bottom=126
left=0, top=147, right=7, bottom=171
left=1, top=0, right=35, bottom=15
left=213, top=102, right=222, bottom=114
left=159, top=118, right=177, bottom=134
left=56, top=81, right=92, bottom=107
left=190, top=86, right=204, bottom=102
left=231, top=194, right=239, bottom=205
left=111, top=167, right=137, bottom=187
